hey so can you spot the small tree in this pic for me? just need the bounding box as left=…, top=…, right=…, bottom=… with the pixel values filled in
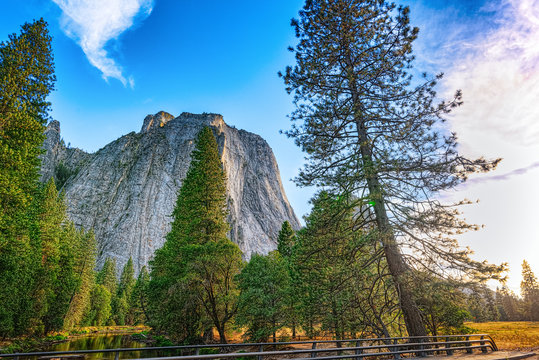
left=129, top=266, right=150, bottom=325
left=236, top=252, right=290, bottom=342
left=277, top=221, right=295, bottom=258
left=63, top=229, right=97, bottom=329
left=521, top=260, right=539, bottom=321
left=115, top=258, right=136, bottom=325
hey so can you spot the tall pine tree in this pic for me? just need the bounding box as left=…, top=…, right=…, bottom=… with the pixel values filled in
left=149, top=126, right=243, bottom=343
left=0, top=19, right=55, bottom=338
left=280, top=0, right=504, bottom=336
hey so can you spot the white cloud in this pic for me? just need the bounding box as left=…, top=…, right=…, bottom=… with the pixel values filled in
left=52, top=0, right=153, bottom=87
left=442, top=0, right=539, bottom=161
left=435, top=0, right=539, bottom=291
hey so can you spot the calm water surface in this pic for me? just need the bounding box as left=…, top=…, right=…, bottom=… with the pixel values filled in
left=44, top=334, right=164, bottom=360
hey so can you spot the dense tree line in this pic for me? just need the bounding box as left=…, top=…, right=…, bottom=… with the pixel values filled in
left=462, top=261, right=539, bottom=323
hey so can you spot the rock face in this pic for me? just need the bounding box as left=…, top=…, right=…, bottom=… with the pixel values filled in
left=41, top=112, right=300, bottom=273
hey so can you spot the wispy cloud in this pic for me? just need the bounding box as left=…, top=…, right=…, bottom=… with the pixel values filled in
left=441, top=0, right=539, bottom=158
left=467, top=160, right=539, bottom=185
left=52, top=0, right=153, bottom=88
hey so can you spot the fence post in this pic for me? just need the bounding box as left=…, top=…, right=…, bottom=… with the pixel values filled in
left=195, top=348, right=200, bottom=356
left=311, top=342, right=317, bottom=358
left=355, top=340, right=363, bottom=360
left=419, top=337, right=426, bottom=357
left=466, top=335, right=472, bottom=354
left=446, top=336, right=453, bottom=355
left=393, top=338, right=400, bottom=360
left=257, top=344, right=264, bottom=360
left=480, top=336, right=487, bottom=353
left=114, top=351, right=119, bottom=360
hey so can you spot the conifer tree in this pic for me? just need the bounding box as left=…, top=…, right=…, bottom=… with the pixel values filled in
left=280, top=0, right=504, bottom=336
left=149, top=126, right=243, bottom=343
left=277, top=221, right=295, bottom=258
left=115, top=258, right=136, bottom=325
left=63, top=229, right=97, bottom=329
left=84, top=258, right=117, bottom=326
left=521, top=260, right=539, bottom=321
left=0, top=18, right=55, bottom=338
left=293, top=191, right=395, bottom=339
left=276, top=221, right=300, bottom=338
left=129, top=266, right=150, bottom=325
left=98, top=257, right=118, bottom=295
left=0, top=18, right=55, bottom=232
left=236, top=252, right=290, bottom=342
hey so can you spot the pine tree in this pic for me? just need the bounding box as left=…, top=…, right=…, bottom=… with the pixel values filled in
left=149, top=126, right=243, bottom=343
left=276, top=221, right=300, bottom=338
left=115, top=258, right=136, bottom=325
left=0, top=18, right=55, bottom=233
left=280, top=0, right=504, bottom=336
left=97, top=258, right=118, bottom=295
left=236, top=252, right=290, bottom=342
left=84, top=258, right=117, bottom=326
left=0, top=18, right=55, bottom=338
left=521, top=260, right=539, bottom=321
left=277, top=221, right=295, bottom=258
left=129, top=266, right=150, bottom=325
left=293, top=191, right=396, bottom=339
left=63, top=229, right=97, bottom=329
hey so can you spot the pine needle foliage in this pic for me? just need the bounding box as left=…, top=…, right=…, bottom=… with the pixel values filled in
left=280, top=0, right=505, bottom=335
left=149, top=126, right=243, bottom=343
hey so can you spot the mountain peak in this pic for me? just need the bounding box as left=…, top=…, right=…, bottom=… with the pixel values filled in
left=140, top=111, right=175, bottom=133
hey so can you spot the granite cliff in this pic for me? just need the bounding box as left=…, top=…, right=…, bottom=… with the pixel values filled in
left=40, top=111, right=300, bottom=273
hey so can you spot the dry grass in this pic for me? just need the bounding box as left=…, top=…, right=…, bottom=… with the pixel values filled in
left=466, top=321, right=539, bottom=351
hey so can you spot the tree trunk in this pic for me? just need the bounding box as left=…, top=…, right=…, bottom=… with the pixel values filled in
left=356, top=119, right=427, bottom=337
left=217, top=325, right=227, bottom=344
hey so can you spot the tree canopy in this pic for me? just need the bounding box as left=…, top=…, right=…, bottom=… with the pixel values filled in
left=280, top=0, right=504, bottom=336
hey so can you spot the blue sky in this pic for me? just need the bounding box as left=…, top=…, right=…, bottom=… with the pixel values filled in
left=2, top=0, right=538, bottom=292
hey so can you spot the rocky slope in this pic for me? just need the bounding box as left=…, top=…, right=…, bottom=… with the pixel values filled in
left=41, top=111, right=300, bottom=273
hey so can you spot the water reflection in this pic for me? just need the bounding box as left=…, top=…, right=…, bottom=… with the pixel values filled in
left=46, top=335, right=152, bottom=360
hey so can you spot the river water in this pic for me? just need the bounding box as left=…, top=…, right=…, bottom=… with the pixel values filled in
left=45, top=334, right=159, bottom=360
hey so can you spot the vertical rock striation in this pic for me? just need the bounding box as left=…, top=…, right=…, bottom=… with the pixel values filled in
left=41, top=112, right=300, bottom=273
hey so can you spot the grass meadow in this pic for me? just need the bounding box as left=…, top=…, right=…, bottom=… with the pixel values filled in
left=466, top=322, right=539, bottom=351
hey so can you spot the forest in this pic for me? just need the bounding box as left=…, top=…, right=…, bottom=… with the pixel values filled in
left=1, top=0, right=538, bottom=349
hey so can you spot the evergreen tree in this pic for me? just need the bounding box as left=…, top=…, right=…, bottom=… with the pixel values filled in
left=97, top=257, right=118, bottom=295
left=236, top=252, right=290, bottom=342
left=149, top=127, right=243, bottom=343
left=115, top=258, right=135, bottom=325
left=28, top=179, right=65, bottom=334
left=280, top=0, right=504, bottom=336
left=293, top=191, right=396, bottom=339
left=63, top=229, right=97, bottom=329
left=84, top=258, right=117, bottom=326
left=0, top=18, right=55, bottom=338
left=277, top=221, right=295, bottom=258
left=521, top=260, right=539, bottom=321
left=129, top=266, right=150, bottom=325
left=414, top=275, right=469, bottom=336
left=0, top=18, right=55, bottom=233
left=276, top=221, right=300, bottom=338
left=498, top=286, right=521, bottom=321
